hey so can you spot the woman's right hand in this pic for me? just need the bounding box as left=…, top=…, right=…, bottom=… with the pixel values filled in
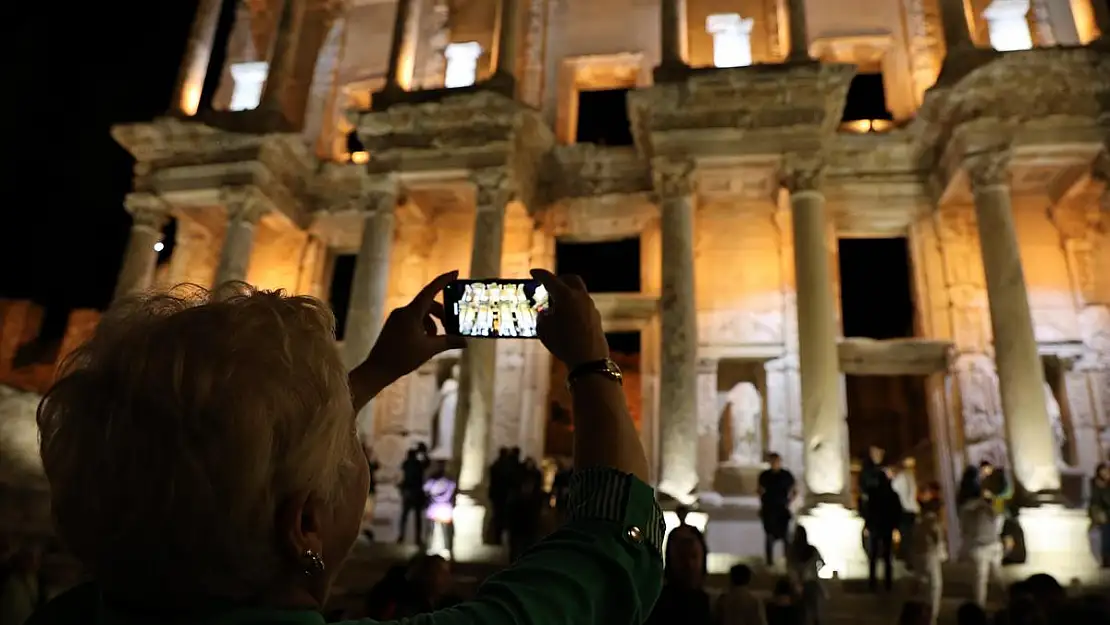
left=530, top=269, right=609, bottom=368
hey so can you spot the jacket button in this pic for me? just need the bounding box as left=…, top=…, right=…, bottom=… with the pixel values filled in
left=626, top=526, right=643, bottom=543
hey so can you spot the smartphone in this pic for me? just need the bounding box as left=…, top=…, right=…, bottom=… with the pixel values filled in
left=442, top=279, right=549, bottom=339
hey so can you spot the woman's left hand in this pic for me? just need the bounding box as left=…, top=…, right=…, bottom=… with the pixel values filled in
left=350, top=271, right=467, bottom=408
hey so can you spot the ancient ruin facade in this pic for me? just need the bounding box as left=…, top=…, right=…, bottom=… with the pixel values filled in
left=22, top=0, right=1103, bottom=574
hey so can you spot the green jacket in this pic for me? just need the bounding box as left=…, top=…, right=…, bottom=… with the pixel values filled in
left=30, top=468, right=665, bottom=625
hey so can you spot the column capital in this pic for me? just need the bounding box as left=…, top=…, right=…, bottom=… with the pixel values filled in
left=471, top=168, right=513, bottom=209
left=123, top=193, right=170, bottom=231
left=780, top=154, right=826, bottom=193
left=361, top=177, right=401, bottom=214
left=221, top=186, right=270, bottom=224
left=651, top=158, right=694, bottom=198
left=696, top=357, right=719, bottom=374
left=963, top=148, right=1012, bottom=192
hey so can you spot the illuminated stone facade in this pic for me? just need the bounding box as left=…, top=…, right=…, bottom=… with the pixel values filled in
left=7, top=0, right=1103, bottom=575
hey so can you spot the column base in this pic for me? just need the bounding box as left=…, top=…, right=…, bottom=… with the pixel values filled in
left=1015, top=505, right=1101, bottom=583
left=796, top=503, right=868, bottom=580
left=451, top=493, right=506, bottom=563
left=652, top=61, right=691, bottom=83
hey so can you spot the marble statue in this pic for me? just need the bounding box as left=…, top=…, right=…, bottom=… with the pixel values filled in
left=724, top=382, right=762, bottom=465
left=1043, top=382, right=1068, bottom=468
left=432, top=364, right=460, bottom=459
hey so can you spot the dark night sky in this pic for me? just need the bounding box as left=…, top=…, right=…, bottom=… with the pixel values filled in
left=2, top=1, right=917, bottom=347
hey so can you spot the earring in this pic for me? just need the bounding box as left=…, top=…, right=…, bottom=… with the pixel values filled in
left=302, top=549, right=326, bottom=577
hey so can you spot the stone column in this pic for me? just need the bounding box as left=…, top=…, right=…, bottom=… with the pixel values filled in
left=966, top=149, right=1061, bottom=498
left=385, top=0, right=415, bottom=90
left=652, top=159, right=700, bottom=501
left=786, top=0, right=811, bottom=60
left=656, top=0, right=688, bottom=74
left=259, top=0, right=303, bottom=124
left=342, top=186, right=398, bottom=371
left=783, top=157, right=847, bottom=501
left=456, top=169, right=510, bottom=493
left=1094, top=0, right=1110, bottom=42
left=937, top=0, right=974, bottom=51
left=494, top=0, right=520, bottom=81
left=113, top=193, right=169, bottom=302
left=214, top=187, right=267, bottom=286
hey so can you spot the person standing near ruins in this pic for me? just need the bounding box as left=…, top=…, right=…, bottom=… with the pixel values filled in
left=891, top=457, right=920, bottom=565
left=758, top=452, right=796, bottom=567
left=1089, top=462, right=1110, bottom=568
left=397, top=444, right=430, bottom=547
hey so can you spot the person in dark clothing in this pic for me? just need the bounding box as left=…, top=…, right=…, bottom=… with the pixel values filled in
left=487, top=447, right=515, bottom=545
left=758, top=453, right=797, bottom=567
left=363, top=564, right=410, bottom=621
left=393, top=554, right=462, bottom=617
left=1088, top=462, right=1110, bottom=568
left=764, top=577, right=803, bottom=625
left=645, top=525, right=712, bottom=625
left=507, top=459, right=547, bottom=562
left=955, top=602, right=988, bottom=625
left=957, top=466, right=983, bottom=507
left=397, top=445, right=430, bottom=546
left=859, top=446, right=901, bottom=592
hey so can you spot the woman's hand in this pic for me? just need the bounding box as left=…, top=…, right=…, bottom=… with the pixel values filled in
left=350, top=270, right=467, bottom=410
left=530, top=268, right=609, bottom=368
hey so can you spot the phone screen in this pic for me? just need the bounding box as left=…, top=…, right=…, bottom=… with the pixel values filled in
left=442, top=279, right=548, bottom=339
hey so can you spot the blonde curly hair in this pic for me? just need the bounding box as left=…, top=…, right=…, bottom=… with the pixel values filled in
left=37, top=283, right=360, bottom=597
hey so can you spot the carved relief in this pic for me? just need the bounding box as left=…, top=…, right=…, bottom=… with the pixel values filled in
left=952, top=354, right=1008, bottom=467
left=901, top=0, right=943, bottom=102
left=519, top=0, right=549, bottom=108
left=697, top=310, right=784, bottom=344
left=696, top=362, right=719, bottom=436
left=765, top=356, right=803, bottom=471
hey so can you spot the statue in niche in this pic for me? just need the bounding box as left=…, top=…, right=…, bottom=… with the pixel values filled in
left=1043, top=382, right=1069, bottom=468
left=431, top=364, right=460, bottom=459
left=722, top=382, right=763, bottom=466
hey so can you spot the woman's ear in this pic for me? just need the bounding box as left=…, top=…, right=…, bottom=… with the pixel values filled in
left=276, top=491, right=325, bottom=561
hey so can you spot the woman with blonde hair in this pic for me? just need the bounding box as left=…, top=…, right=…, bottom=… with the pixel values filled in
left=30, top=269, right=664, bottom=625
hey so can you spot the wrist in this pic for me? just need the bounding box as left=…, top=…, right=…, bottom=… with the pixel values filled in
left=349, top=359, right=393, bottom=408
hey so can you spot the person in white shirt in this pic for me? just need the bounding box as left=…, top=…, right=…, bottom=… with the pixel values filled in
left=891, top=457, right=920, bottom=566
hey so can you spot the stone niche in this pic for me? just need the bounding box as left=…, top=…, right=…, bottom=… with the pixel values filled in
left=711, top=358, right=769, bottom=496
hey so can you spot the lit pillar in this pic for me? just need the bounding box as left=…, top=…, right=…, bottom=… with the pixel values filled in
left=783, top=157, right=847, bottom=501
left=384, top=0, right=415, bottom=90
left=343, top=186, right=398, bottom=371
left=786, top=0, right=811, bottom=60
left=113, top=193, right=169, bottom=302
left=170, top=0, right=222, bottom=116
left=494, top=0, right=520, bottom=81
left=214, top=187, right=267, bottom=286
left=966, top=148, right=1061, bottom=498
left=456, top=169, right=509, bottom=493
left=937, top=0, right=975, bottom=51
left=653, top=159, right=699, bottom=502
